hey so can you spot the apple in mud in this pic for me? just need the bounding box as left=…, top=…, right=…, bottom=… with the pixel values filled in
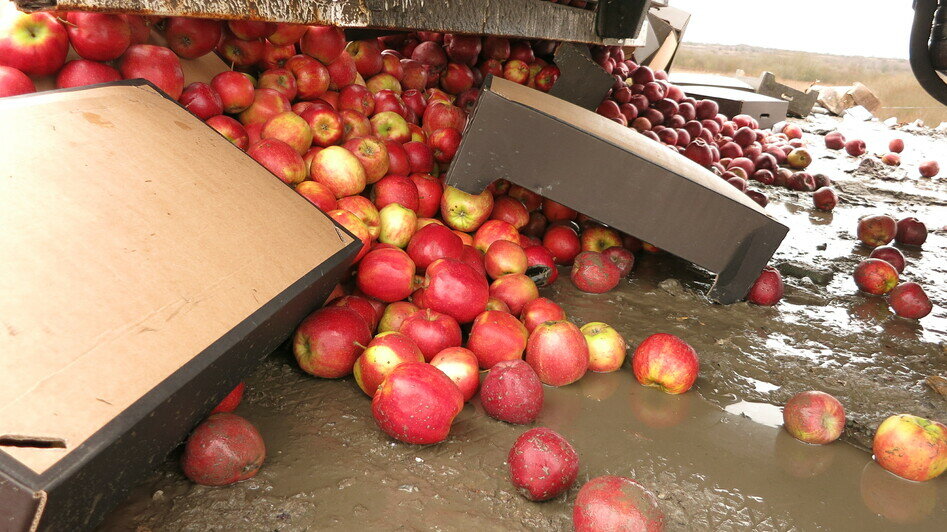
left=508, top=428, right=579, bottom=501
left=467, top=310, right=530, bottom=369
left=181, top=413, right=265, bottom=486
left=812, top=187, right=838, bottom=212
left=573, top=476, right=665, bottom=532
left=887, top=282, right=933, bottom=319
left=406, top=223, right=463, bottom=270
left=581, top=322, right=626, bottom=373
left=430, top=347, right=479, bottom=402
left=440, top=186, right=494, bottom=232
left=571, top=251, right=622, bottom=294
left=845, top=139, right=867, bottom=156
left=520, top=297, right=566, bottom=334
left=473, top=219, right=520, bottom=254
left=824, top=131, right=846, bottom=150
left=378, top=203, right=417, bottom=248
left=632, top=333, right=698, bottom=394
left=602, top=246, right=635, bottom=278
left=782, top=391, right=846, bottom=444
left=372, top=362, right=464, bottom=444
left=480, top=359, right=544, bottom=424
left=247, top=138, right=308, bottom=185
left=490, top=274, right=539, bottom=316
left=485, top=240, right=528, bottom=279
left=399, top=309, right=462, bottom=362
left=293, top=306, right=372, bottom=378
left=853, top=258, right=899, bottom=295
left=857, top=214, right=898, bottom=248
left=0, top=12, right=69, bottom=76
left=872, top=414, right=947, bottom=481
left=895, top=217, right=927, bottom=247
left=422, top=258, right=489, bottom=323
left=525, top=320, right=589, bottom=386
left=918, top=160, right=940, bottom=178
left=356, top=247, right=416, bottom=302
left=746, top=266, right=783, bottom=306
left=354, top=331, right=425, bottom=396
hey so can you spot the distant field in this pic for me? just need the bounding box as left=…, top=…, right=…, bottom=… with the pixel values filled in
left=672, top=43, right=947, bottom=126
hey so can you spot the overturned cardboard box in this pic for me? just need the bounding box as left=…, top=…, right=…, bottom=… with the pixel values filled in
left=0, top=81, right=360, bottom=531
left=445, top=76, right=788, bottom=304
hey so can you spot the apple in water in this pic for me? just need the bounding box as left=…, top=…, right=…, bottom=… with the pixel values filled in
left=895, top=217, right=927, bottom=247
left=525, top=320, right=589, bottom=386
left=490, top=274, right=539, bottom=316
left=868, top=245, right=905, bottom=273
left=746, top=266, right=783, bottom=306
left=782, top=391, right=846, bottom=444
left=632, top=333, right=698, bottom=394
left=0, top=12, right=69, bottom=76
left=571, top=251, right=622, bottom=294
left=872, top=414, right=947, bottom=481
left=573, top=476, right=665, bottom=532
left=181, top=413, right=265, bottom=486
left=430, top=347, right=480, bottom=402
left=293, top=306, right=372, bottom=378
left=853, top=258, right=899, bottom=295
left=857, top=214, right=898, bottom=248
left=467, top=310, right=529, bottom=369
left=480, top=359, right=543, bottom=424
left=508, top=428, right=579, bottom=501
left=354, top=331, right=425, bottom=396
left=523, top=245, right=558, bottom=287
left=519, top=297, right=566, bottom=334
left=372, top=362, right=463, bottom=445
left=581, top=322, right=626, bottom=373
left=887, top=282, right=933, bottom=319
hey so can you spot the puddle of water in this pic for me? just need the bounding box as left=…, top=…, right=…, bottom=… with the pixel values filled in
left=723, top=399, right=784, bottom=427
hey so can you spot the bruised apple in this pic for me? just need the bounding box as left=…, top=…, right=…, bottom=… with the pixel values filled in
left=508, top=428, right=579, bottom=501
left=181, top=413, right=265, bottom=486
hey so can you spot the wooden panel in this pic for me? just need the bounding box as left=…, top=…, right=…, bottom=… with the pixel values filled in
left=15, top=0, right=646, bottom=45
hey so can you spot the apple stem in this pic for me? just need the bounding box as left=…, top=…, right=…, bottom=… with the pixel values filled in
left=58, top=18, right=78, bottom=28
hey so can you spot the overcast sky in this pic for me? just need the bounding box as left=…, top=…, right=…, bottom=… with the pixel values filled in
left=670, top=0, right=915, bottom=59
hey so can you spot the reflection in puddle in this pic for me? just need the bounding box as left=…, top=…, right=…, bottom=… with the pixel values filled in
left=724, top=400, right=784, bottom=428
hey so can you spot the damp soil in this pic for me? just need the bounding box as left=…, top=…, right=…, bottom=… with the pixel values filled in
left=100, top=117, right=947, bottom=531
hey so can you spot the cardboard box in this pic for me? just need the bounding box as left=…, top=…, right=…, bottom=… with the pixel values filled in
left=680, top=85, right=789, bottom=129
left=668, top=72, right=756, bottom=92
left=445, top=76, right=788, bottom=304
left=548, top=42, right=614, bottom=111
left=0, top=81, right=360, bottom=531
left=634, top=4, right=690, bottom=71
left=750, top=72, right=820, bottom=118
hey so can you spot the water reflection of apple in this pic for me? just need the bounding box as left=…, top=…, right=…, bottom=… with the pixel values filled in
left=578, top=371, right=621, bottom=402
left=849, top=298, right=892, bottom=323
left=773, top=430, right=837, bottom=479
left=860, top=461, right=937, bottom=525
left=628, top=386, right=692, bottom=429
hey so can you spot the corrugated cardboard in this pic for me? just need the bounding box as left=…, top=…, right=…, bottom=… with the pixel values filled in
left=0, top=82, right=359, bottom=530
left=680, top=85, right=789, bottom=129
left=445, top=76, right=788, bottom=304
left=548, top=42, right=614, bottom=111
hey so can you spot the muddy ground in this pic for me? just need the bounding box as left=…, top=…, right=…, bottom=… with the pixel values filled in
left=100, top=116, right=947, bottom=531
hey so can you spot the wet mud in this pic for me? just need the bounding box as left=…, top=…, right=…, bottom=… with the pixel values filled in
left=100, top=118, right=946, bottom=530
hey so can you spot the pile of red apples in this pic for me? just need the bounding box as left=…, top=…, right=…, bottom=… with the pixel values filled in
left=2, top=10, right=944, bottom=522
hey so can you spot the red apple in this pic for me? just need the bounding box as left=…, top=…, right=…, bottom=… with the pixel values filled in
left=430, top=347, right=480, bottom=402
left=467, top=310, right=529, bottom=369
left=373, top=174, right=420, bottom=212
left=372, top=362, right=463, bottom=444
left=399, top=309, right=462, bottom=362
left=427, top=127, right=462, bottom=164
left=52, top=59, right=119, bottom=89
left=302, top=106, right=344, bottom=148
left=210, top=71, right=255, bottom=114
left=326, top=50, right=357, bottom=90
left=354, top=331, right=425, bottom=396
left=490, top=195, right=529, bottom=230
left=868, top=245, right=906, bottom=273
left=421, top=101, right=466, bottom=135
left=341, top=109, right=372, bottom=142
left=258, top=67, right=297, bottom=100
left=480, top=359, right=544, bottom=424
left=525, top=320, right=589, bottom=386
left=632, top=333, right=698, bottom=394
left=295, top=180, right=337, bottom=212
left=384, top=138, right=411, bottom=176
left=378, top=301, right=420, bottom=333
left=857, top=215, right=898, bottom=248
left=310, top=145, right=367, bottom=197
left=247, top=138, right=307, bottom=185
left=581, top=322, right=626, bottom=373
left=378, top=203, right=417, bottom=248
left=406, top=223, right=464, bottom=270
left=845, top=139, right=867, bottom=156
left=356, top=247, right=416, bottom=302
left=484, top=240, right=528, bottom=279
left=227, top=20, right=273, bottom=40
left=508, top=428, right=579, bottom=501
left=440, top=62, right=474, bottom=94
left=440, top=186, right=493, bottom=232
left=602, top=246, right=634, bottom=278
left=746, top=266, right=783, bottom=306
left=65, top=12, right=130, bottom=62
left=404, top=141, right=435, bottom=175
left=210, top=382, right=245, bottom=414
left=346, top=39, right=383, bottom=77
left=293, top=306, right=372, bottom=378
left=328, top=209, right=372, bottom=262
left=573, top=476, right=665, bottom=532
left=260, top=110, right=311, bottom=155
left=343, top=136, right=389, bottom=184
left=543, top=225, right=581, bottom=265
left=286, top=54, right=330, bottom=100
left=519, top=297, right=566, bottom=334
left=119, top=44, right=185, bottom=99
left=473, top=219, right=519, bottom=254
left=490, top=274, right=539, bottom=316
left=421, top=258, right=489, bottom=323
left=919, top=160, right=940, bottom=178
left=872, top=414, right=947, bottom=481
left=400, top=58, right=429, bottom=90
left=812, top=187, right=838, bottom=212
left=267, top=23, right=307, bottom=46
left=339, top=83, right=375, bottom=115
left=824, top=131, right=846, bottom=150
left=541, top=198, right=577, bottom=222
left=181, top=413, right=265, bottom=486
left=887, top=282, right=933, bottom=319
left=895, top=217, right=927, bottom=247
left=854, top=258, right=899, bottom=295
left=164, top=17, right=220, bottom=59
left=239, top=88, right=291, bottom=126
left=328, top=294, right=380, bottom=331
left=300, top=25, right=345, bottom=64
left=371, top=110, right=411, bottom=143
left=571, top=251, right=622, bottom=293
left=523, top=244, right=558, bottom=287
left=0, top=12, right=68, bottom=76
left=216, top=34, right=264, bottom=67
left=782, top=391, right=846, bottom=444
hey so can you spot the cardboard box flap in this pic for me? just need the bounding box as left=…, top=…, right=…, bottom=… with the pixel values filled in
left=488, top=77, right=768, bottom=214
left=0, top=82, right=353, bottom=476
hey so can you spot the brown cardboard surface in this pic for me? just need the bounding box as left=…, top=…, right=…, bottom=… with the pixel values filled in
left=681, top=85, right=789, bottom=129
left=0, top=84, right=352, bottom=475
left=447, top=76, right=788, bottom=304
